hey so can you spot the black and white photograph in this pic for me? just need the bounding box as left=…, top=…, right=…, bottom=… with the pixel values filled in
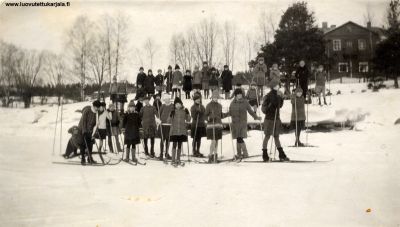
left=0, top=0, right=399, bottom=226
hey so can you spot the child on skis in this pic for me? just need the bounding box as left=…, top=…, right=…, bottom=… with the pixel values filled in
left=261, top=80, right=290, bottom=162
left=93, top=102, right=112, bottom=153
left=139, top=95, right=159, bottom=158
left=291, top=87, right=306, bottom=147
left=315, top=64, right=327, bottom=105
left=205, top=90, right=224, bottom=163
left=172, top=64, right=183, bottom=99
left=183, top=69, right=193, bottom=99
left=168, top=97, right=191, bottom=166
left=190, top=92, right=206, bottom=158
left=122, top=102, right=140, bottom=162
left=158, top=96, right=174, bottom=160
left=106, top=103, right=122, bottom=153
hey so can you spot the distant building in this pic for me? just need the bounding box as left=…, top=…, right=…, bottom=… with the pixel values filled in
left=321, top=21, right=385, bottom=80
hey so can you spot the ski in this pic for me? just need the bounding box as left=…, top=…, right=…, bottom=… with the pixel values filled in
left=242, top=159, right=334, bottom=163
left=52, top=161, right=104, bottom=166
left=288, top=144, right=319, bottom=148
left=234, top=154, right=263, bottom=163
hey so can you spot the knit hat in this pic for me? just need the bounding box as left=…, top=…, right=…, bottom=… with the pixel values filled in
left=269, top=79, right=279, bottom=89
left=174, top=97, right=183, bottom=106
left=186, top=69, right=191, bottom=74
left=250, top=81, right=257, bottom=86
left=168, top=65, right=172, bottom=70
left=158, top=69, right=162, bottom=73
left=224, top=65, right=228, bottom=68
left=139, top=67, right=144, bottom=70
left=92, top=100, right=101, bottom=107
left=233, top=88, right=243, bottom=96
left=175, top=64, right=180, bottom=70
left=112, top=76, right=117, bottom=81
left=203, top=61, right=208, bottom=65
left=193, top=92, right=202, bottom=101
left=100, top=101, right=106, bottom=107
left=148, top=69, right=152, bottom=73
left=211, top=89, right=220, bottom=99
left=211, top=67, right=216, bottom=72
left=128, top=101, right=135, bottom=107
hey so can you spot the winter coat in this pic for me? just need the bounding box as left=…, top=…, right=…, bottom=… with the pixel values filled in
left=221, top=70, right=233, bottom=91
left=205, top=101, right=224, bottom=125
left=190, top=103, right=206, bottom=128
left=209, top=72, right=219, bottom=87
left=153, top=99, right=163, bottom=113
left=140, top=105, right=157, bottom=129
left=183, top=75, right=193, bottom=91
left=159, top=103, right=174, bottom=124
left=169, top=108, right=191, bottom=136
left=228, top=98, right=258, bottom=138
left=262, top=89, right=284, bottom=121
left=165, top=71, right=173, bottom=91
left=201, top=67, right=211, bottom=85
left=291, top=95, right=306, bottom=121
left=68, top=126, right=83, bottom=148
left=109, top=82, right=118, bottom=94
left=269, top=69, right=281, bottom=84
left=136, top=72, right=147, bottom=88
left=246, top=88, right=258, bottom=101
left=144, top=75, right=156, bottom=93
left=155, top=74, right=164, bottom=87
left=252, top=63, right=268, bottom=86
left=135, top=87, right=147, bottom=100
left=192, top=70, right=202, bottom=85
left=295, top=66, right=309, bottom=85
left=78, top=106, right=97, bottom=134
left=172, top=71, right=183, bottom=86
left=315, top=71, right=327, bottom=87
left=122, top=111, right=141, bottom=141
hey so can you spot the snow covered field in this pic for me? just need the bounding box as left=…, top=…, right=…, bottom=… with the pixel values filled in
left=0, top=82, right=399, bottom=227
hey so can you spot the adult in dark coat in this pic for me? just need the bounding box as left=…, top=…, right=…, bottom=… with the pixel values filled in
left=122, top=102, right=141, bottom=162
left=183, top=70, right=193, bottom=99
left=295, top=60, right=309, bottom=98
left=136, top=67, right=147, bottom=88
left=261, top=80, right=289, bottom=162
left=209, top=67, right=219, bottom=92
left=144, top=69, right=156, bottom=95
left=221, top=65, right=233, bottom=99
left=164, top=65, right=173, bottom=94
left=201, top=61, right=211, bottom=99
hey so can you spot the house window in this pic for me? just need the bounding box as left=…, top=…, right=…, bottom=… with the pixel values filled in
left=358, top=39, right=366, bottom=50
left=346, top=41, right=353, bottom=49
left=359, top=62, right=369, bottom=73
left=338, top=63, right=348, bottom=73
left=333, top=39, right=341, bottom=51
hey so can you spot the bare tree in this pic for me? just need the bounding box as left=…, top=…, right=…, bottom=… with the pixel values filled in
left=221, top=21, right=237, bottom=71
left=0, top=41, right=18, bottom=107
left=169, top=34, right=179, bottom=66
left=192, top=18, right=219, bottom=66
left=144, top=37, right=157, bottom=69
left=88, top=27, right=108, bottom=98
left=134, top=47, right=145, bottom=68
left=43, top=52, right=67, bottom=105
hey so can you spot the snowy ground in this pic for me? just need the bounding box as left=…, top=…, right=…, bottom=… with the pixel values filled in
left=0, top=81, right=399, bottom=227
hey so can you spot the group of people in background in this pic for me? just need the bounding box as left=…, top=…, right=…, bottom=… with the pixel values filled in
left=64, top=57, right=329, bottom=166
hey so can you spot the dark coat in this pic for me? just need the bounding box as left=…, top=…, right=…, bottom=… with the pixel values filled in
left=183, top=75, right=193, bottom=91
left=291, top=95, right=306, bottom=121
left=190, top=103, right=206, bottom=128
left=136, top=72, right=147, bottom=88
left=153, top=99, right=163, bottom=113
left=169, top=108, right=191, bottom=136
left=315, top=71, right=327, bottom=87
left=139, top=105, right=157, bottom=129
left=155, top=74, right=164, bottom=86
left=201, top=67, right=211, bottom=85
left=228, top=98, right=258, bottom=138
left=144, top=75, right=156, bottom=93
left=159, top=104, right=174, bottom=124
left=78, top=106, right=97, bottom=134
left=205, top=101, right=223, bottom=125
left=165, top=71, right=173, bottom=92
left=221, top=70, right=233, bottom=91
left=106, top=109, right=120, bottom=128
left=295, top=66, right=309, bottom=85
left=209, top=72, right=219, bottom=87
left=135, top=87, right=147, bottom=101
left=122, top=111, right=141, bottom=143
left=172, top=71, right=183, bottom=86
left=192, top=70, right=202, bottom=85
left=262, top=89, right=284, bottom=121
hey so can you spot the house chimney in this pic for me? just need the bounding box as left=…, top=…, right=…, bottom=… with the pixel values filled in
left=367, top=21, right=371, bottom=29
left=322, top=22, right=328, bottom=30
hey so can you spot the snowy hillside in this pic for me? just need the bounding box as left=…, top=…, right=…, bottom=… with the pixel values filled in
left=0, top=82, right=399, bottom=227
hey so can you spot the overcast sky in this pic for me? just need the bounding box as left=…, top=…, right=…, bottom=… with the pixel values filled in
left=0, top=0, right=388, bottom=79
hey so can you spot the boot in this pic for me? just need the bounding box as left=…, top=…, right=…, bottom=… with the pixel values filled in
left=150, top=139, right=155, bottom=157
left=295, top=140, right=305, bottom=147
left=213, top=153, right=218, bottom=163
left=196, top=140, right=204, bottom=157
left=262, top=149, right=269, bottom=162
left=131, top=148, right=138, bottom=162
left=323, top=98, right=327, bottom=105
left=241, top=143, right=249, bottom=158
left=171, top=147, right=177, bottom=164
left=208, top=154, right=213, bottom=163
left=165, top=151, right=172, bottom=160
left=125, top=148, right=130, bottom=162
left=177, top=148, right=182, bottom=164
left=158, top=142, right=164, bottom=160
left=277, top=147, right=290, bottom=162
left=88, top=156, right=97, bottom=164
left=235, top=142, right=242, bottom=160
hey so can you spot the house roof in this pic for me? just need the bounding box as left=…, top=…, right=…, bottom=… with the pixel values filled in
left=323, top=21, right=380, bottom=37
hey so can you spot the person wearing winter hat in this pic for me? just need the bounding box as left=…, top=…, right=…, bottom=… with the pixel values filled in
left=201, top=61, right=211, bottom=99
left=136, top=67, right=146, bottom=88
left=291, top=87, right=306, bottom=147
left=93, top=102, right=112, bottom=156
left=269, top=63, right=281, bottom=88
left=158, top=96, right=174, bottom=160
left=252, top=56, right=268, bottom=97
left=77, top=100, right=101, bottom=165
left=246, top=81, right=259, bottom=114
left=172, top=64, right=183, bottom=99
left=121, top=101, right=140, bottom=163
left=183, top=69, right=193, bottom=99
left=139, top=95, right=159, bottom=157
left=109, top=76, right=119, bottom=104
left=295, top=60, right=309, bottom=99
left=190, top=92, right=206, bottom=158
left=155, top=69, right=164, bottom=97
left=168, top=97, right=191, bottom=166
left=209, top=67, right=219, bottom=92
left=221, top=65, right=233, bottom=99
left=144, top=69, right=156, bottom=96
left=261, top=79, right=290, bottom=162
left=165, top=65, right=173, bottom=94
left=192, top=65, right=202, bottom=92
left=226, top=88, right=262, bottom=160
left=106, top=103, right=122, bottom=153
left=205, top=89, right=225, bottom=163
left=315, top=64, right=327, bottom=105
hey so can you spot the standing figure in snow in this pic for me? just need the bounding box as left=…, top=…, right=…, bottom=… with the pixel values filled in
left=315, top=64, right=327, bottom=105
left=139, top=95, right=158, bottom=158
left=78, top=100, right=101, bottom=165
left=295, top=60, right=309, bottom=99
left=261, top=80, right=290, bottom=162
left=136, top=67, right=146, bottom=88
left=121, top=102, right=140, bottom=162
left=134, top=84, right=146, bottom=113
left=209, top=67, right=219, bottom=92
left=291, top=87, right=306, bottom=147
left=205, top=90, right=224, bottom=163
left=192, top=65, right=202, bottom=93
left=221, top=65, right=233, bottom=99
left=190, top=92, right=206, bottom=158
left=145, top=69, right=156, bottom=96
left=109, top=76, right=118, bottom=105
left=252, top=56, right=268, bottom=97
left=158, top=96, right=174, bottom=160
left=155, top=69, right=164, bottom=97
left=168, top=97, right=191, bottom=166
left=201, top=61, right=211, bottom=99
left=165, top=65, right=173, bottom=94
left=106, top=103, right=122, bottom=153
left=93, top=102, right=111, bottom=153
left=153, top=93, right=163, bottom=113
left=227, top=88, right=261, bottom=159
left=183, top=69, right=193, bottom=99
left=172, top=64, right=183, bottom=99
left=246, top=82, right=259, bottom=113
left=269, top=63, right=281, bottom=87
